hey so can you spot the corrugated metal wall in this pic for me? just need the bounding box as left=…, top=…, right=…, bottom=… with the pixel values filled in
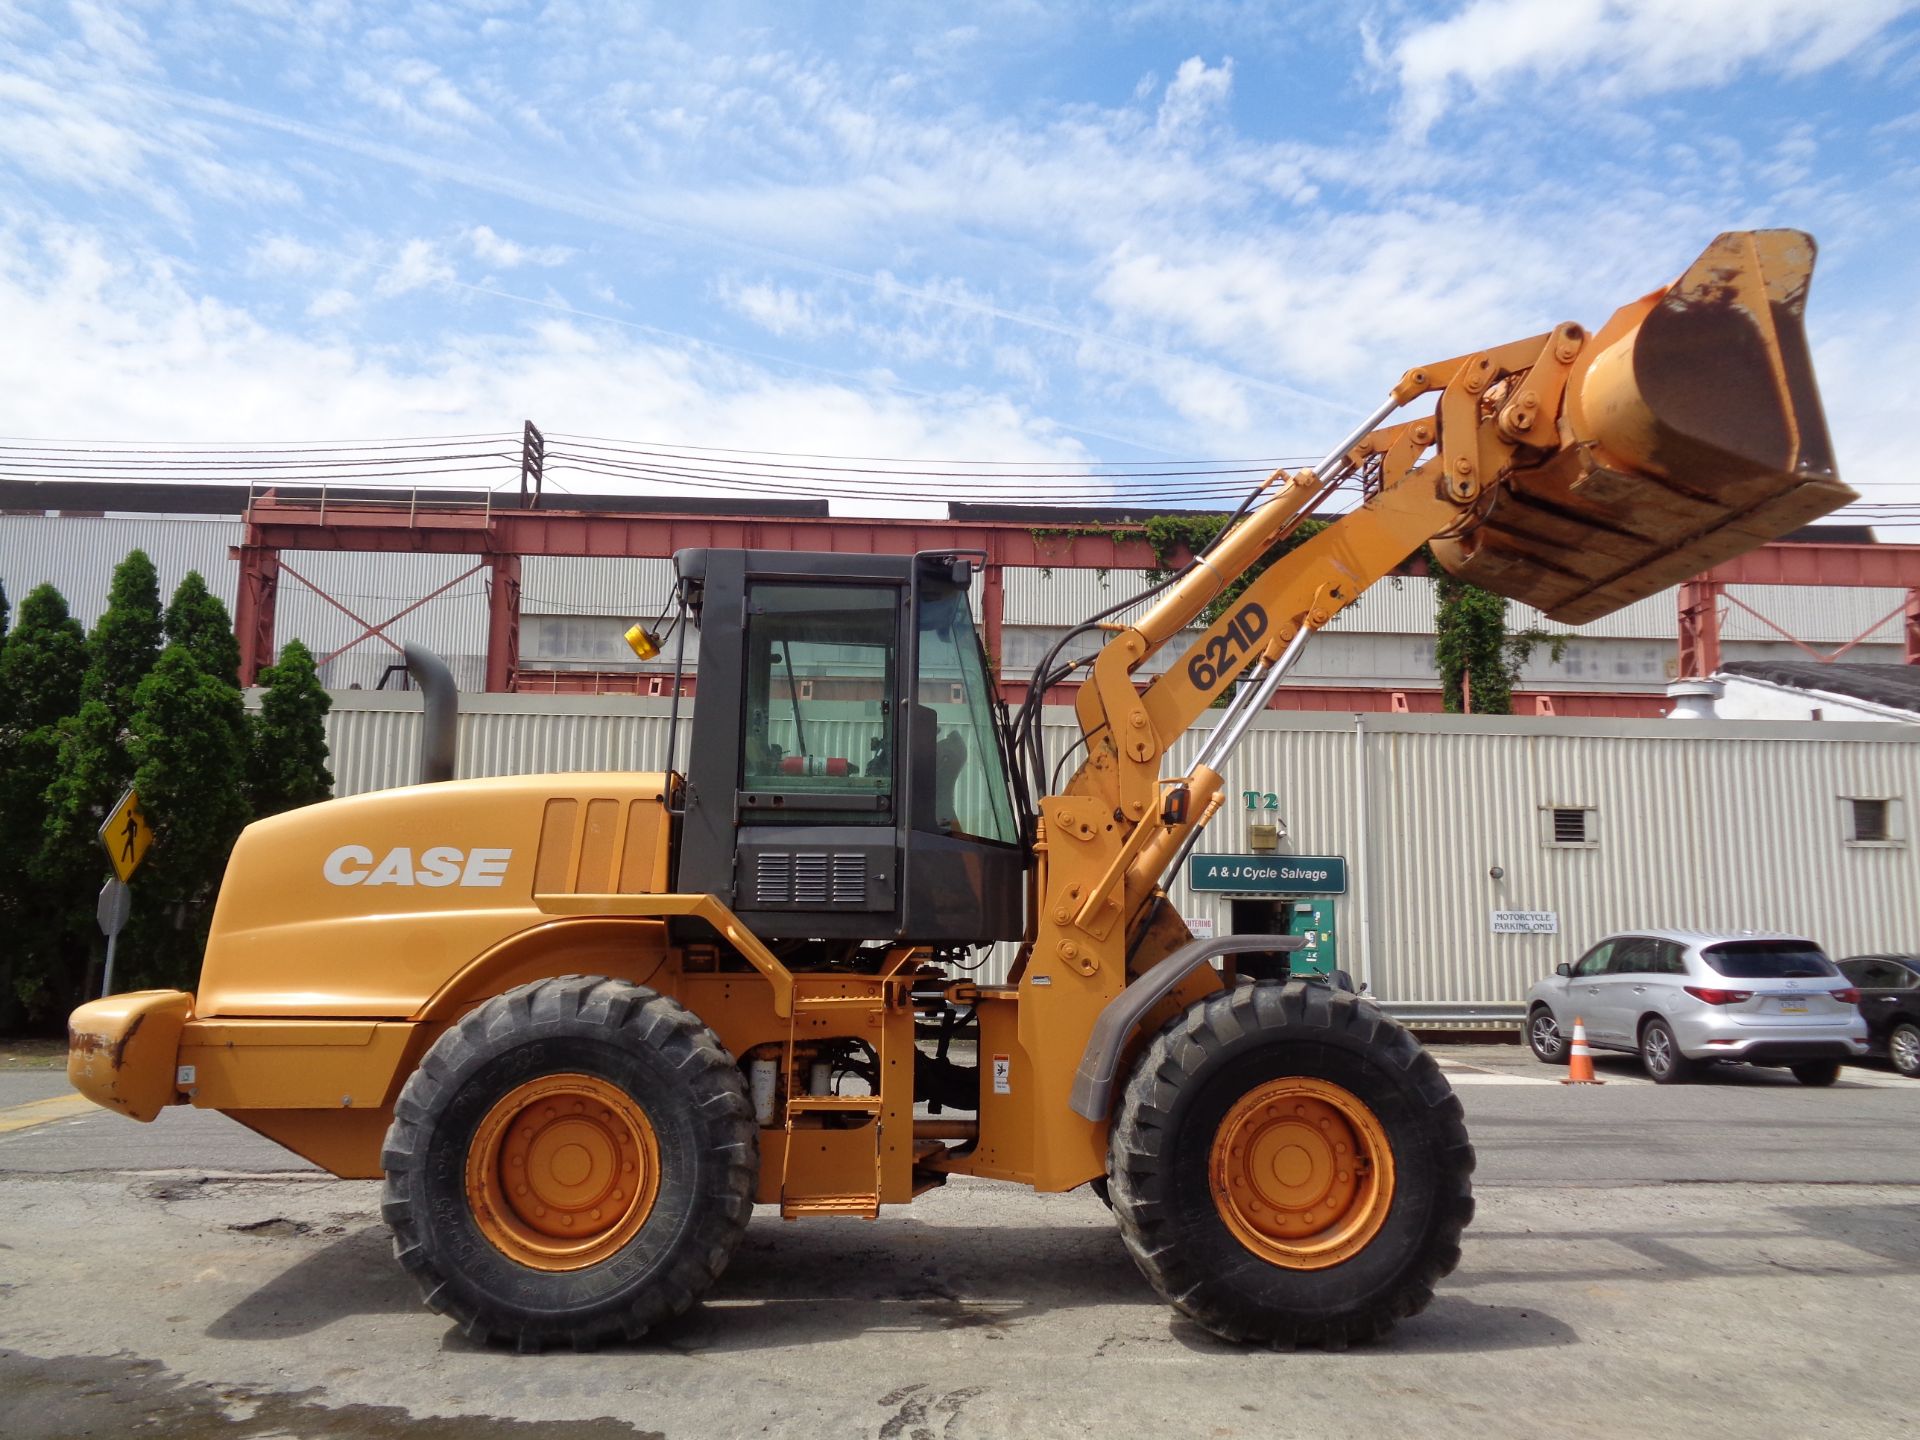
left=1001, top=565, right=1910, bottom=644
left=522, top=557, right=677, bottom=616
left=321, top=694, right=1920, bottom=999
left=0, top=516, right=493, bottom=690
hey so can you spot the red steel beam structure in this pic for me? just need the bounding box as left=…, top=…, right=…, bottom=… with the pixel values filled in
left=232, top=495, right=1166, bottom=685
left=232, top=493, right=1920, bottom=689
left=1675, top=579, right=1724, bottom=680
left=1671, top=544, right=1920, bottom=678
left=1700, top=543, right=1920, bottom=588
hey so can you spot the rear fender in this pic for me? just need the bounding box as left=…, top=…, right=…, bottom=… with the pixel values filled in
left=414, top=917, right=676, bottom=1022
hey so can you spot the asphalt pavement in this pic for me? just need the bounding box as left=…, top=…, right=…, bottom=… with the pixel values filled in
left=2, top=1045, right=1915, bottom=1439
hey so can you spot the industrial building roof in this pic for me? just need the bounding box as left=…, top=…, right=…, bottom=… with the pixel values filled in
left=1720, top=661, right=1920, bottom=715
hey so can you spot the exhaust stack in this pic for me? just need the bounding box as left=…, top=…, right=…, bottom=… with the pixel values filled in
left=403, top=645, right=458, bottom=784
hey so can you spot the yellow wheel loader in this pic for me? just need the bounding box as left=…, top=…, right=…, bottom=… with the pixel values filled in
left=68, top=231, right=1850, bottom=1350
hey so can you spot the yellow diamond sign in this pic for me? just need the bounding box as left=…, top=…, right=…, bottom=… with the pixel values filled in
left=98, top=787, right=154, bottom=884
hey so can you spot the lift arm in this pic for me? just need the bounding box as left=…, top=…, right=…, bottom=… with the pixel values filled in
left=1052, top=229, right=1855, bottom=938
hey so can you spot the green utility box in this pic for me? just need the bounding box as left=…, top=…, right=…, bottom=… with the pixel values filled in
left=1283, top=898, right=1337, bottom=976
left=1226, top=897, right=1338, bottom=978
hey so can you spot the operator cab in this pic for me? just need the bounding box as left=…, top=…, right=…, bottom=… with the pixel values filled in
left=670, top=548, right=1025, bottom=946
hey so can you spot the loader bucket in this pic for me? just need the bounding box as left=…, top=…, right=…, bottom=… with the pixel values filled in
left=1431, top=230, right=1855, bottom=624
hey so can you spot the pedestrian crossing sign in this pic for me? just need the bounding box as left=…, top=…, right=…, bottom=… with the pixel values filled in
left=98, top=787, right=154, bottom=884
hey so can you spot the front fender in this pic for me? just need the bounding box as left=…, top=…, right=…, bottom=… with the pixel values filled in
left=68, top=990, right=193, bottom=1121
left=1068, top=935, right=1307, bottom=1121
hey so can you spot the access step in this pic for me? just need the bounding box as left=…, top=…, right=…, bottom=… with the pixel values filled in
left=780, top=1193, right=881, bottom=1220
left=786, top=1095, right=882, bottom=1114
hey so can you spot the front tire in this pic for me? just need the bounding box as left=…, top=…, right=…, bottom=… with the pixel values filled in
left=1108, top=981, right=1474, bottom=1348
left=1527, top=1005, right=1565, bottom=1064
left=382, top=976, right=757, bottom=1350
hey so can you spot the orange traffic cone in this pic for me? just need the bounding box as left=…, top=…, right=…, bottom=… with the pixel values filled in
left=1560, top=1017, right=1605, bottom=1085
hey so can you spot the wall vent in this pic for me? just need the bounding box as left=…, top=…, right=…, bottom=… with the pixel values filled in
left=1544, top=806, right=1597, bottom=846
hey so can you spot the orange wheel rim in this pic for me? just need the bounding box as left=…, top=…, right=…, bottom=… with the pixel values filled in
left=465, top=1073, right=660, bottom=1271
left=1209, top=1076, right=1396, bottom=1270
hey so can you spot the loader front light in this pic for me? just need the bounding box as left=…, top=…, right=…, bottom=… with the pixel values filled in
left=624, top=623, right=661, bottom=661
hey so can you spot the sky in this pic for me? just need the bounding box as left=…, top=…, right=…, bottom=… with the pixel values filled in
left=1, top=0, right=1917, bottom=528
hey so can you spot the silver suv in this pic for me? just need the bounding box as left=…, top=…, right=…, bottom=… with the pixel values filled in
left=1526, top=929, right=1868, bottom=1085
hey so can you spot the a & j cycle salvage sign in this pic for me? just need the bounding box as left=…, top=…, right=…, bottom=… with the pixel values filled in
left=1188, top=854, right=1347, bottom=895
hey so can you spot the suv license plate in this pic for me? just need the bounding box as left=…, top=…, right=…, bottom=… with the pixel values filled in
left=1779, top=1000, right=1807, bottom=1014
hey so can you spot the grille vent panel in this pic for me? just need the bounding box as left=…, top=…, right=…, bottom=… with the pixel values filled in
left=752, top=850, right=872, bottom=907
left=832, top=853, right=866, bottom=904
left=756, top=851, right=792, bottom=905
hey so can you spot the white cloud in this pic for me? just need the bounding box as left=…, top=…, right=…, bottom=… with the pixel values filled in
left=1156, top=56, right=1234, bottom=141
left=1391, top=0, right=1918, bottom=135
left=306, top=287, right=358, bottom=318
left=375, top=239, right=454, bottom=296
left=0, top=3, right=1911, bottom=537
left=0, top=223, right=1091, bottom=516
left=467, top=225, right=573, bottom=269
left=249, top=233, right=330, bottom=277
left=69, top=1, right=158, bottom=78
left=342, top=59, right=490, bottom=138
left=721, top=278, right=839, bottom=338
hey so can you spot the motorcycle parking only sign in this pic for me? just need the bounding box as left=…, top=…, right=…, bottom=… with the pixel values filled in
left=1491, top=910, right=1559, bottom=934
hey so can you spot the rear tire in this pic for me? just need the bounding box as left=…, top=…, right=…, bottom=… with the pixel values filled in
left=1889, top=1022, right=1920, bottom=1080
left=1108, top=981, right=1474, bottom=1348
left=382, top=976, right=757, bottom=1351
left=1527, top=1005, right=1565, bottom=1065
left=1640, top=1018, right=1694, bottom=1084
left=1790, top=1059, right=1842, bottom=1087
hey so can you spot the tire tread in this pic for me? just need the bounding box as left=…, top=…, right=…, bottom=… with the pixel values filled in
left=381, top=976, right=757, bottom=1352
left=1108, top=981, right=1474, bottom=1349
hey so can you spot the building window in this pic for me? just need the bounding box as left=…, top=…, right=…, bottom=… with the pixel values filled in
left=1843, top=796, right=1903, bottom=847
left=1543, top=805, right=1597, bottom=847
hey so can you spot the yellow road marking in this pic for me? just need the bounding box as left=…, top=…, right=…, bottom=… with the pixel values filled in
left=0, top=1092, right=97, bottom=1135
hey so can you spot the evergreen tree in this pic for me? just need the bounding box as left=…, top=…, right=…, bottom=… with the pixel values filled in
left=249, top=639, right=334, bottom=816
left=0, top=586, right=88, bottom=1021
left=124, top=646, right=253, bottom=990
left=164, top=571, right=242, bottom=685
left=0, top=583, right=86, bottom=730
left=38, top=697, right=125, bottom=996
left=0, top=576, right=11, bottom=646
left=84, top=550, right=164, bottom=730
left=34, top=553, right=170, bottom=1009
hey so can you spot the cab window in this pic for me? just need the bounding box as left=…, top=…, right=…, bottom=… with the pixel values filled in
left=740, top=583, right=898, bottom=823
left=913, top=586, right=1017, bottom=845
